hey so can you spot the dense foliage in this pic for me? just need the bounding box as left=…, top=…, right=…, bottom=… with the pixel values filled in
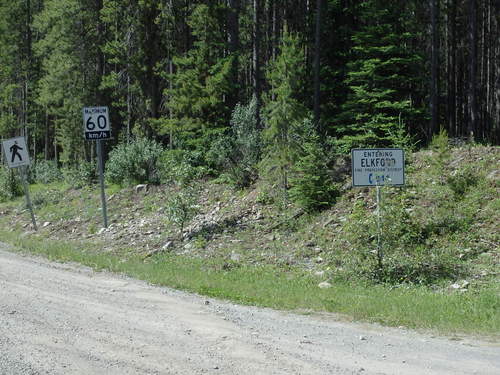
left=1, top=0, right=499, bottom=210
left=106, top=138, right=164, bottom=185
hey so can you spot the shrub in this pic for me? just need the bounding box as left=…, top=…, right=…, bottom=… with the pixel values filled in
left=208, top=97, right=262, bottom=187
left=31, top=189, right=62, bottom=209
left=165, top=186, right=199, bottom=236
left=106, top=138, right=164, bottom=185
left=289, top=132, right=339, bottom=212
left=447, top=167, right=478, bottom=198
left=0, top=166, right=23, bottom=201
left=32, top=160, right=63, bottom=184
left=338, top=190, right=467, bottom=285
left=63, top=161, right=97, bottom=188
left=430, top=127, right=449, bottom=153
left=158, top=149, right=207, bottom=186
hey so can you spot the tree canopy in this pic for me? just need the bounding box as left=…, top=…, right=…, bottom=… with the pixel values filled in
left=1, top=0, right=499, bottom=168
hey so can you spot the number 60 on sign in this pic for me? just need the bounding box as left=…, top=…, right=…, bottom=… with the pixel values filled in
left=83, top=107, right=111, bottom=140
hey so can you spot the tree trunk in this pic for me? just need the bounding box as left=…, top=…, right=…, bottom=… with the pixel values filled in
left=253, top=0, right=262, bottom=128
left=430, top=0, right=440, bottom=139
left=485, top=0, right=492, bottom=139
left=446, top=0, right=457, bottom=137
left=95, top=0, right=105, bottom=104
left=168, top=59, right=173, bottom=149
left=44, top=110, right=50, bottom=160
left=313, top=0, right=323, bottom=131
left=228, top=0, right=240, bottom=108
left=495, top=2, right=500, bottom=142
left=468, top=0, right=478, bottom=141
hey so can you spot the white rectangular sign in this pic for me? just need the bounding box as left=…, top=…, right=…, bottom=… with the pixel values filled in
left=2, top=136, right=30, bottom=168
left=83, top=106, right=111, bottom=140
left=351, top=148, right=405, bottom=187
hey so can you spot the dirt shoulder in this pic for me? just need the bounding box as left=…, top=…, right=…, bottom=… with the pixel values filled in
left=1, top=244, right=498, bottom=375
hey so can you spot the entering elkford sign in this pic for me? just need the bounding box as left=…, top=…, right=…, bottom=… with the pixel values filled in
left=351, top=148, right=405, bottom=187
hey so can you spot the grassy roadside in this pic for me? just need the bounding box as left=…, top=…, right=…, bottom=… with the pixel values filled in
left=0, top=145, right=498, bottom=339
left=1, top=227, right=498, bottom=339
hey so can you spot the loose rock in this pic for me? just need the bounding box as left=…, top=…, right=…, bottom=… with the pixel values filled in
left=318, top=281, right=332, bottom=289
left=162, top=241, right=173, bottom=250
left=135, top=184, right=148, bottom=194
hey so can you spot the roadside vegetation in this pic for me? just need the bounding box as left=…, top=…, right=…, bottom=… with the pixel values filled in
left=1, top=0, right=499, bottom=340
left=0, top=138, right=498, bottom=338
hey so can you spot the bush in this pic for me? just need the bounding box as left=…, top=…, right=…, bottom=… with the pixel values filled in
left=165, top=186, right=199, bottom=236
left=32, top=160, right=63, bottom=184
left=447, top=167, right=478, bottom=198
left=106, top=138, right=164, bottom=185
left=158, top=149, right=207, bottom=186
left=430, top=127, right=449, bottom=153
left=289, top=131, right=339, bottom=212
left=31, top=189, right=62, bottom=209
left=63, top=161, right=97, bottom=188
left=338, top=190, right=467, bottom=285
left=209, top=97, right=261, bottom=188
left=0, top=166, right=23, bottom=201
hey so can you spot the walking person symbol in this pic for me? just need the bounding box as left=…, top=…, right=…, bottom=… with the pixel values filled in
left=10, top=141, right=23, bottom=163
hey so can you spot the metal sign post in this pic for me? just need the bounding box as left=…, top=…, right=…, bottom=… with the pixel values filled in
left=375, top=183, right=382, bottom=269
left=96, top=140, right=108, bottom=228
left=83, top=106, right=111, bottom=229
left=20, top=166, right=38, bottom=231
left=2, top=136, right=37, bottom=231
left=351, top=148, right=406, bottom=271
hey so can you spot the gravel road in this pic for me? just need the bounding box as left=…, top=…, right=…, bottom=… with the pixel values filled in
left=0, top=244, right=498, bottom=375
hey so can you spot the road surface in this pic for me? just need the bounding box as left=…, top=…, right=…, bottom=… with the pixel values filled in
left=0, top=244, right=498, bottom=374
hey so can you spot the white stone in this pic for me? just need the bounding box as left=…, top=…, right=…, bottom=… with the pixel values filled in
left=135, top=184, right=148, bottom=194
left=230, top=252, right=241, bottom=262
left=162, top=241, right=173, bottom=250
left=318, top=281, right=332, bottom=289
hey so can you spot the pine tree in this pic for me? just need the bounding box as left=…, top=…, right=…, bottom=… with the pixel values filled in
left=289, top=121, right=338, bottom=212
left=0, top=0, right=36, bottom=138
left=261, top=28, right=308, bottom=192
left=101, top=0, right=168, bottom=139
left=159, top=3, right=235, bottom=152
left=34, top=0, right=104, bottom=165
left=335, top=0, right=425, bottom=151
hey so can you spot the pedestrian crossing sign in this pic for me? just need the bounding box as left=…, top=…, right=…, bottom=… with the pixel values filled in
left=2, top=136, right=30, bottom=168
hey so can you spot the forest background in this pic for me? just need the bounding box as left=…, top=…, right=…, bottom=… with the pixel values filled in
left=0, top=1, right=499, bottom=333
left=0, top=0, right=499, bottom=209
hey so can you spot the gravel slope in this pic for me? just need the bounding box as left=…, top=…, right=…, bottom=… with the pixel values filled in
left=0, top=244, right=498, bottom=375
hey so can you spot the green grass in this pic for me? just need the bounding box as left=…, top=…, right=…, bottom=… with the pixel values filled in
left=1, top=228, right=498, bottom=339
left=1, top=145, right=498, bottom=339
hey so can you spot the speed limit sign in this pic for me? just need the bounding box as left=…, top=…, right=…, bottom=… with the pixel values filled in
left=83, top=107, right=111, bottom=140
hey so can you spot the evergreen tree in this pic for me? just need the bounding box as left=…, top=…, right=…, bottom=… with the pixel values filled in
left=261, top=29, right=308, bottom=192
left=289, top=121, right=338, bottom=212
left=335, top=0, right=425, bottom=151
left=0, top=0, right=36, bottom=138
left=2, top=0, right=500, bottom=173
left=34, top=0, right=104, bottom=164
left=159, top=3, right=235, bottom=152
left=101, top=0, right=167, bottom=139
